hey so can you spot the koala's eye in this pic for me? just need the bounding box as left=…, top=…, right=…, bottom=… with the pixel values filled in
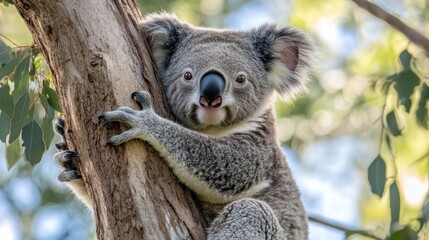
left=184, top=72, right=193, bottom=80
left=236, top=74, right=246, bottom=84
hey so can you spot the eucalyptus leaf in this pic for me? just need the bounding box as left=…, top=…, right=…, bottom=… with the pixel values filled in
left=416, top=84, right=429, bottom=129
left=0, top=112, right=11, bottom=142
left=399, top=49, right=412, bottom=70
left=12, top=53, right=30, bottom=103
left=368, top=155, right=386, bottom=197
left=393, top=70, right=420, bottom=113
left=6, top=139, right=21, bottom=170
left=9, top=93, right=33, bottom=143
left=389, top=181, right=401, bottom=230
left=0, top=83, right=14, bottom=118
left=22, top=120, right=45, bottom=165
left=42, top=81, right=62, bottom=112
left=0, top=39, right=13, bottom=64
left=389, top=226, right=417, bottom=240
left=41, top=116, right=54, bottom=150
left=386, top=111, right=401, bottom=136
left=39, top=93, right=55, bottom=120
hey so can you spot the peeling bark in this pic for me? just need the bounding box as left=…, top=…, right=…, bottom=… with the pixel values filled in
left=13, top=0, right=206, bottom=239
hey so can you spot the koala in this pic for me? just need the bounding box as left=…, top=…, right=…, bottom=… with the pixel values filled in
left=54, top=13, right=315, bottom=239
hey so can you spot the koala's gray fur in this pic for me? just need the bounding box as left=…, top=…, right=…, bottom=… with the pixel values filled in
left=54, top=13, right=315, bottom=239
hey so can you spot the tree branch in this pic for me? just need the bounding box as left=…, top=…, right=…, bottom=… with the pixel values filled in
left=309, top=215, right=384, bottom=240
left=351, top=0, right=429, bottom=57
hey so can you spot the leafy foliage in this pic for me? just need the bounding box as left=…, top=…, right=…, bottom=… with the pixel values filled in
left=0, top=39, right=60, bottom=168
left=365, top=49, right=429, bottom=239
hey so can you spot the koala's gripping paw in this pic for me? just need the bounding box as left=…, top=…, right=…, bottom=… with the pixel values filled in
left=99, top=91, right=154, bottom=146
left=54, top=118, right=82, bottom=182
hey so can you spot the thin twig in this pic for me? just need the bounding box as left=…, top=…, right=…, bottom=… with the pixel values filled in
left=309, top=215, right=385, bottom=240
left=0, top=33, right=21, bottom=47
left=351, top=0, right=429, bottom=57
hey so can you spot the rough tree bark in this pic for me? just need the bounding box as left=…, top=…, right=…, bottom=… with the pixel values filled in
left=13, top=0, right=206, bottom=239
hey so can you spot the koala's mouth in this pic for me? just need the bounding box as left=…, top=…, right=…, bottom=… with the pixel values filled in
left=195, top=106, right=226, bottom=127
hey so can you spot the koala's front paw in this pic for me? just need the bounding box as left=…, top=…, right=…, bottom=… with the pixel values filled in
left=54, top=118, right=82, bottom=182
left=99, top=91, right=154, bottom=146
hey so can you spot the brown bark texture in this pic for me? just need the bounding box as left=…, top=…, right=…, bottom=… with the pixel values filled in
left=13, top=0, right=206, bottom=239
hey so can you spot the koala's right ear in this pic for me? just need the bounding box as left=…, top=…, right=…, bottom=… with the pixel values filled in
left=140, top=13, right=190, bottom=73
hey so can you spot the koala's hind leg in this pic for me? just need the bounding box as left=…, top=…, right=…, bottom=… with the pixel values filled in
left=207, top=198, right=285, bottom=240
left=54, top=119, right=92, bottom=208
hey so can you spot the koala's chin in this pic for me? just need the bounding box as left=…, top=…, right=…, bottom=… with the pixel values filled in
left=196, top=107, right=227, bottom=127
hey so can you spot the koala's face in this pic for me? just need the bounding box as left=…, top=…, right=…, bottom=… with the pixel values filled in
left=142, top=13, right=314, bottom=130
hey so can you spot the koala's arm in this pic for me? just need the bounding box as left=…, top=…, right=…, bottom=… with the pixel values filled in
left=101, top=92, right=274, bottom=203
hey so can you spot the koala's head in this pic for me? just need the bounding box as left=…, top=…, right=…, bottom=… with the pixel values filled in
left=141, top=13, right=315, bottom=130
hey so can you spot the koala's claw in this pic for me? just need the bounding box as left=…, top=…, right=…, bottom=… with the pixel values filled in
left=54, top=150, right=79, bottom=165
left=131, top=91, right=152, bottom=110
left=57, top=170, right=82, bottom=182
left=55, top=142, right=68, bottom=150
left=54, top=118, right=65, bottom=136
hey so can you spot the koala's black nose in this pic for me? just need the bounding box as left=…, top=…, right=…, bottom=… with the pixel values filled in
left=199, top=72, right=225, bottom=108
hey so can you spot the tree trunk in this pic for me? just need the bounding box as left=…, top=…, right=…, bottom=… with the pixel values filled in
left=13, top=0, right=206, bottom=239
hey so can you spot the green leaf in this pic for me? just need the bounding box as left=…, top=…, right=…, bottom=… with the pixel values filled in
left=1, top=0, right=13, bottom=6
left=345, top=230, right=374, bottom=238
left=399, top=50, right=412, bottom=70
left=386, top=111, right=401, bottom=136
left=0, top=112, right=11, bottom=142
left=389, top=181, right=401, bottom=230
left=39, top=93, right=55, bottom=120
left=0, top=83, right=14, bottom=118
left=385, top=134, right=394, bottom=156
left=42, top=81, right=62, bottom=112
left=368, top=155, right=386, bottom=197
left=12, top=52, right=30, bottom=103
left=0, top=39, right=13, bottom=64
left=41, top=116, right=54, bottom=150
left=393, top=70, right=420, bottom=113
left=22, top=121, right=45, bottom=165
left=416, top=84, right=429, bottom=129
left=0, top=49, right=29, bottom=80
left=6, top=139, right=21, bottom=170
left=9, top=93, right=33, bottom=143
left=388, top=226, right=417, bottom=240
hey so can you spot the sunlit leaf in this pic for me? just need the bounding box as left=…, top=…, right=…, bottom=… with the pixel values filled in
left=386, top=111, right=401, bottom=136
left=41, top=116, right=54, bottom=150
left=345, top=230, right=376, bottom=239
left=388, top=226, right=417, bottom=240
left=9, top=93, right=33, bottom=143
left=0, top=39, right=13, bottom=64
left=6, top=139, right=21, bottom=170
left=42, top=80, right=62, bottom=112
left=0, top=0, right=13, bottom=6
left=22, top=120, right=45, bottom=165
left=0, top=83, right=14, bottom=118
left=389, top=181, right=401, bottom=230
left=399, top=49, right=412, bottom=70
left=0, top=112, right=11, bottom=142
left=368, top=155, right=386, bottom=197
left=416, top=84, right=429, bottom=129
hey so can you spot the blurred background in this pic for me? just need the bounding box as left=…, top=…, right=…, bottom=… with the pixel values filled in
left=0, top=0, right=428, bottom=239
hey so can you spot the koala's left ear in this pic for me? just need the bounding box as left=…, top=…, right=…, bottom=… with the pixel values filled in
left=250, top=24, right=316, bottom=97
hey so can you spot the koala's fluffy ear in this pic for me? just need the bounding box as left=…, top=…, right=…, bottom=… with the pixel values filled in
left=250, top=24, right=316, bottom=97
left=140, top=13, right=190, bottom=73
